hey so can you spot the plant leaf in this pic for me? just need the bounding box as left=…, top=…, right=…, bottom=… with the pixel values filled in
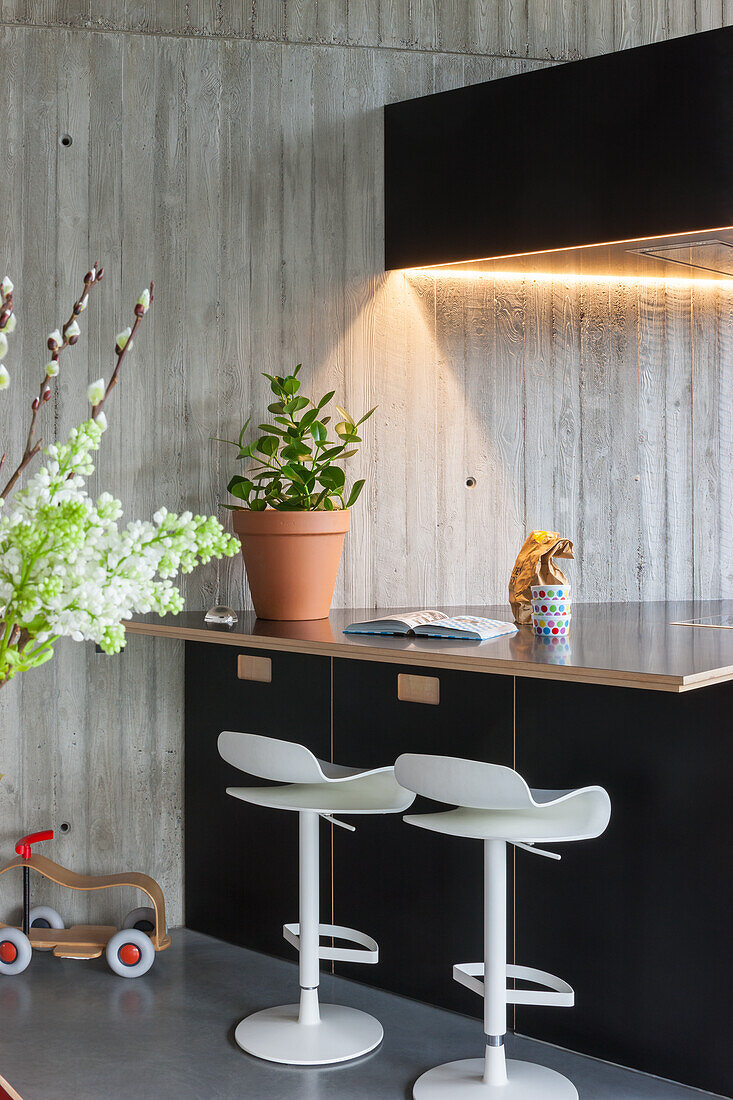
left=256, top=435, right=279, bottom=457
left=356, top=406, right=377, bottom=426
left=258, top=424, right=288, bottom=438
left=228, top=477, right=254, bottom=501
left=316, top=444, right=345, bottom=462
left=335, top=405, right=355, bottom=425
left=346, top=479, right=365, bottom=507
left=318, top=466, right=345, bottom=490
left=336, top=421, right=359, bottom=439
left=281, top=442, right=312, bottom=461
left=317, top=390, right=336, bottom=410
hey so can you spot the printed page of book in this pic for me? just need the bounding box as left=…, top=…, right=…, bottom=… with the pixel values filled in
left=344, top=610, right=448, bottom=633
left=413, top=616, right=517, bottom=640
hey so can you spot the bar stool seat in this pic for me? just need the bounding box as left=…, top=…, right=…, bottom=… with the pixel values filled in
left=395, top=754, right=610, bottom=1099
left=404, top=785, right=609, bottom=842
left=219, top=731, right=414, bottom=1066
left=227, top=766, right=412, bottom=815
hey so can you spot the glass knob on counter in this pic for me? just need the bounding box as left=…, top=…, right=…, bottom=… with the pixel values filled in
left=204, top=605, right=238, bottom=628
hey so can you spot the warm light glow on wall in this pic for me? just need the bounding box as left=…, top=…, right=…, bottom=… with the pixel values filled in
left=401, top=269, right=733, bottom=288
left=399, top=225, right=733, bottom=287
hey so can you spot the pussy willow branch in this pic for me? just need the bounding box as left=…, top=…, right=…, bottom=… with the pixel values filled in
left=93, top=280, right=154, bottom=420
left=0, top=263, right=104, bottom=499
left=0, top=283, right=11, bottom=481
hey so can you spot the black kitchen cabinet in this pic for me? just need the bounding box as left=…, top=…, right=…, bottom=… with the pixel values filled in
left=330, top=657, right=514, bottom=1016
left=184, top=642, right=331, bottom=958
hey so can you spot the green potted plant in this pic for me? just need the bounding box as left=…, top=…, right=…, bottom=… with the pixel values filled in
left=221, top=366, right=374, bottom=621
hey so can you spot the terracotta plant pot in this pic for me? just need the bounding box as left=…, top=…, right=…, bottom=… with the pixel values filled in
left=232, top=509, right=350, bottom=621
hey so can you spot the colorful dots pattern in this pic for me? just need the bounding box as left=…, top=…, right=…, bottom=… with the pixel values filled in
left=533, top=619, right=570, bottom=636
left=531, top=585, right=571, bottom=638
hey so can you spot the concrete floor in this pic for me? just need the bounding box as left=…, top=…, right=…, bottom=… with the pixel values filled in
left=0, top=929, right=724, bottom=1099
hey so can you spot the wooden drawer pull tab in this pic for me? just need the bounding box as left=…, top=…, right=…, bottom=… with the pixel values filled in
left=237, top=655, right=272, bottom=683
left=397, top=673, right=440, bottom=705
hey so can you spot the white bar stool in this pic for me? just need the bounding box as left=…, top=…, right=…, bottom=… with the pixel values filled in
left=218, top=730, right=415, bottom=1066
left=394, top=753, right=611, bottom=1099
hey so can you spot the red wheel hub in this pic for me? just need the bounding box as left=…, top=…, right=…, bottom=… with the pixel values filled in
left=118, top=942, right=141, bottom=967
left=0, top=940, right=18, bottom=964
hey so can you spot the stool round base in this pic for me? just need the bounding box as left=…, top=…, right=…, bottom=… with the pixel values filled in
left=413, top=1058, right=578, bottom=1098
left=234, top=1003, right=383, bottom=1066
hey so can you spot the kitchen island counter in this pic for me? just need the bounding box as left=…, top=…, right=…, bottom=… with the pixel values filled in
left=126, top=599, right=733, bottom=692
left=124, top=598, right=733, bottom=1096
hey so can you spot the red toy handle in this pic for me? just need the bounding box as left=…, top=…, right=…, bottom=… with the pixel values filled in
left=15, top=830, right=53, bottom=859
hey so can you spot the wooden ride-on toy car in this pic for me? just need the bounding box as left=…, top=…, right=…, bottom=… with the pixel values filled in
left=0, top=830, right=170, bottom=978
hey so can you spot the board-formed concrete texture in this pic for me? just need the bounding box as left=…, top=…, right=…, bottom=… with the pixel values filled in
left=0, top=1, right=730, bottom=932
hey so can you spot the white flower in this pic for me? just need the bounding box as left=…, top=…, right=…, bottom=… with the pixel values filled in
left=77, top=294, right=88, bottom=312
left=137, top=289, right=151, bottom=313
left=1, top=277, right=13, bottom=297
left=48, top=329, right=62, bottom=348
left=0, top=333, right=7, bottom=359
left=0, top=417, right=237, bottom=679
left=96, top=411, right=108, bottom=432
left=45, top=361, right=59, bottom=377
left=0, top=365, right=9, bottom=390
left=115, top=327, right=132, bottom=352
left=87, top=378, right=105, bottom=406
left=64, top=320, right=81, bottom=340
left=1, top=313, right=16, bottom=334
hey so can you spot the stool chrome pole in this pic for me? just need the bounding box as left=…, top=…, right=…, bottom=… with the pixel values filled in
left=483, top=839, right=507, bottom=1087
left=297, top=810, right=320, bottom=1026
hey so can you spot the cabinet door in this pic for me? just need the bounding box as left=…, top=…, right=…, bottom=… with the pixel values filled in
left=515, top=676, right=733, bottom=1098
left=331, top=658, right=514, bottom=1016
left=184, top=641, right=331, bottom=957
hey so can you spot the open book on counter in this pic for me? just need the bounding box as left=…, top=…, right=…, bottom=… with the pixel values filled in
left=343, top=610, right=518, bottom=642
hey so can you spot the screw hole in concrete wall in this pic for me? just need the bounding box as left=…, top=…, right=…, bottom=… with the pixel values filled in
left=465, top=477, right=477, bottom=488
left=59, top=822, right=71, bottom=834
left=59, top=133, right=72, bottom=148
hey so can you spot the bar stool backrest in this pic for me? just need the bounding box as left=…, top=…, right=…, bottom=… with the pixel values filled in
left=219, top=731, right=327, bottom=784
left=396, top=753, right=557, bottom=810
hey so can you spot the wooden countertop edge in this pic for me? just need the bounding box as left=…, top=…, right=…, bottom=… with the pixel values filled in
left=119, top=619, right=729, bottom=693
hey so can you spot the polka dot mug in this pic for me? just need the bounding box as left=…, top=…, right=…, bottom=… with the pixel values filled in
left=532, top=612, right=572, bottom=637
left=530, top=584, right=571, bottom=618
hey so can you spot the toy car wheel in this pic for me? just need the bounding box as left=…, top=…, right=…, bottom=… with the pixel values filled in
left=0, top=929, right=32, bottom=975
left=106, top=928, right=155, bottom=978
left=29, top=905, right=64, bottom=948
left=122, top=906, right=156, bottom=935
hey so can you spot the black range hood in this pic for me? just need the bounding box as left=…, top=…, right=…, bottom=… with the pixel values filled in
left=384, top=28, right=733, bottom=280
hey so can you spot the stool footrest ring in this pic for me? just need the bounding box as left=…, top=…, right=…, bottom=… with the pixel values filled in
left=453, top=962, right=574, bottom=1008
left=283, top=922, right=379, bottom=965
